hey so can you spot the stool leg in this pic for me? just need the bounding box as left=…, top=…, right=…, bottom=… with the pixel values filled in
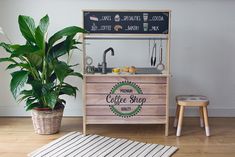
left=199, top=107, right=204, bottom=128
left=176, top=106, right=184, bottom=136
left=174, top=104, right=180, bottom=128
left=203, top=106, right=210, bottom=136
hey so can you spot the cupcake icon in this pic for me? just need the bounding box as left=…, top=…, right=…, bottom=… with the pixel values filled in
left=114, top=14, right=120, bottom=22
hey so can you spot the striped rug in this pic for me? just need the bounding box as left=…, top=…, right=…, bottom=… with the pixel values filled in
left=28, top=132, right=178, bottom=157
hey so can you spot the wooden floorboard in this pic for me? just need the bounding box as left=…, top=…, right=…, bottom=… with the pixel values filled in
left=0, top=117, right=235, bottom=157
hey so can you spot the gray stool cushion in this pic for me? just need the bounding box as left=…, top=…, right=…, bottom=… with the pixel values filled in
left=176, top=95, right=209, bottom=102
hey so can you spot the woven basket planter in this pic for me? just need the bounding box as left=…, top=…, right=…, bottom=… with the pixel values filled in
left=31, top=106, right=64, bottom=135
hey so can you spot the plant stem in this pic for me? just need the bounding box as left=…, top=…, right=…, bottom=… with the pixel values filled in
left=42, top=59, right=47, bottom=83
left=22, top=56, right=40, bottom=80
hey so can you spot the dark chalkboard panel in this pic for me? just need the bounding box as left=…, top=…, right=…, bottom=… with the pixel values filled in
left=83, top=11, right=169, bottom=34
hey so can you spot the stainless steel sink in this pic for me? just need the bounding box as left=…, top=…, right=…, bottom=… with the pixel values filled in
left=136, top=68, right=162, bottom=74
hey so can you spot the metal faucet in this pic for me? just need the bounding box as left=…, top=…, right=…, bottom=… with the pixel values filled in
left=101, top=47, right=114, bottom=74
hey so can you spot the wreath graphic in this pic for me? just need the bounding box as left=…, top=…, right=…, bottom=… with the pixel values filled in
left=109, top=81, right=143, bottom=118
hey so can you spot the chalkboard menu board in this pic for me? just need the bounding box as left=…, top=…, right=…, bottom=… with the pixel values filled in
left=83, top=11, right=169, bottom=34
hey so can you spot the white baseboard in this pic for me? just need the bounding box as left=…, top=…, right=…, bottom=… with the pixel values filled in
left=0, top=106, right=30, bottom=117
left=0, top=106, right=235, bottom=117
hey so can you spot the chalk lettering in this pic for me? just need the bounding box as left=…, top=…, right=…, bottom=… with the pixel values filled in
left=126, top=26, right=139, bottom=31
left=151, top=16, right=164, bottom=21
left=100, top=16, right=112, bottom=21
left=123, top=16, right=141, bottom=21
left=151, top=26, right=160, bottom=31
left=100, top=25, right=112, bottom=31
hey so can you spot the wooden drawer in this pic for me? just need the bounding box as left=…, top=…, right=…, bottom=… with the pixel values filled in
left=86, top=76, right=167, bottom=84
left=86, top=83, right=166, bottom=94
left=86, top=105, right=166, bottom=116
left=86, top=94, right=166, bottom=105
left=86, top=116, right=166, bottom=124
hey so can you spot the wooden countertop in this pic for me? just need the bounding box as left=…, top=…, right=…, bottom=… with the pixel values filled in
left=84, top=73, right=171, bottom=77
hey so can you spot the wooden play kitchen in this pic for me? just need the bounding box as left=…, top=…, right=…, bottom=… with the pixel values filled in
left=82, top=10, right=171, bottom=136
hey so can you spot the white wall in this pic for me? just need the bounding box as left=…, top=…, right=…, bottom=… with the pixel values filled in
left=0, top=0, right=235, bottom=117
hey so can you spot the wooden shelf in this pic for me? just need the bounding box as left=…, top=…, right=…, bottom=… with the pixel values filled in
left=84, top=34, right=168, bottom=40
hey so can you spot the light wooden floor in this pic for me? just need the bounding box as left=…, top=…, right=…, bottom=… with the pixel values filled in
left=0, top=117, right=235, bottom=157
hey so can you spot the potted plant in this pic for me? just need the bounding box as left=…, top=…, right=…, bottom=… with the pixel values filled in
left=0, top=15, right=86, bottom=134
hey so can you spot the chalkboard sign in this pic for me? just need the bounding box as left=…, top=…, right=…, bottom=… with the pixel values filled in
left=83, top=11, right=169, bottom=34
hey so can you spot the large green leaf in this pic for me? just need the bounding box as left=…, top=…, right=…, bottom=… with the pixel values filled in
left=35, top=26, right=44, bottom=49
left=18, top=95, right=32, bottom=103
left=48, top=40, right=67, bottom=60
left=64, top=34, right=76, bottom=51
left=35, top=15, right=49, bottom=50
left=25, top=50, right=43, bottom=68
left=41, top=83, right=54, bottom=96
left=48, top=35, right=79, bottom=60
left=54, top=61, right=73, bottom=82
left=59, top=85, right=78, bottom=97
left=44, top=91, right=57, bottom=109
left=39, top=15, right=49, bottom=34
left=46, top=63, right=54, bottom=79
left=54, top=62, right=82, bottom=83
left=18, top=15, right=36, bottom=43
left=6, top=64, right=18, bottom=70
left=48, top=26, right=87, bottom=48
left=18, top=89, right=34, bottom=103
left=68, top=72, right=83, bottom=79
left=0, top=57, right=17, bottom=63
left=28, top=80, right=43, bottom=98
left=25, top=102, right=39, bottom=111
left=10, top=70, right=29, bottom=99
left=0, top=42, right=19, bottom=53
left=20, top=89, right=34, bottom=96
left=6, top=63, right=30, bottom=70
left=26, top=98, right=36, bottom=107
left=11, top=45, right=39, bottom=57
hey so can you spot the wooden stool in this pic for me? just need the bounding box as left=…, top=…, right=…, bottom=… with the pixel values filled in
left=174, top=95, right=210, bottom=136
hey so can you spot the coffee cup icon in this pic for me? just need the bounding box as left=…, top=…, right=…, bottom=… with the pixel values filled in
left=91, top=23, right=98, bottom=31
left=143, top=23, right=148, bottom=31
left=143, top=13, right=148, bottom=22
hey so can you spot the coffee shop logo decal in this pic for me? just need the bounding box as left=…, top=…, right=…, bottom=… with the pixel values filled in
left=106, top=81, right=146, bottom=118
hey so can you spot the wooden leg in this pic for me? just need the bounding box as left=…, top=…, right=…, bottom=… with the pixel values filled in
left=165, top=119, right=169, bottom=136
left=199, top=107, right=204, bottom=128
left=176, top=105, right=184, bottom=136
left=203, top=106, right=210, bottom=136
left=83, top=118, right=86, bottom=135
left=174, top=104, right=180, bottom=128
